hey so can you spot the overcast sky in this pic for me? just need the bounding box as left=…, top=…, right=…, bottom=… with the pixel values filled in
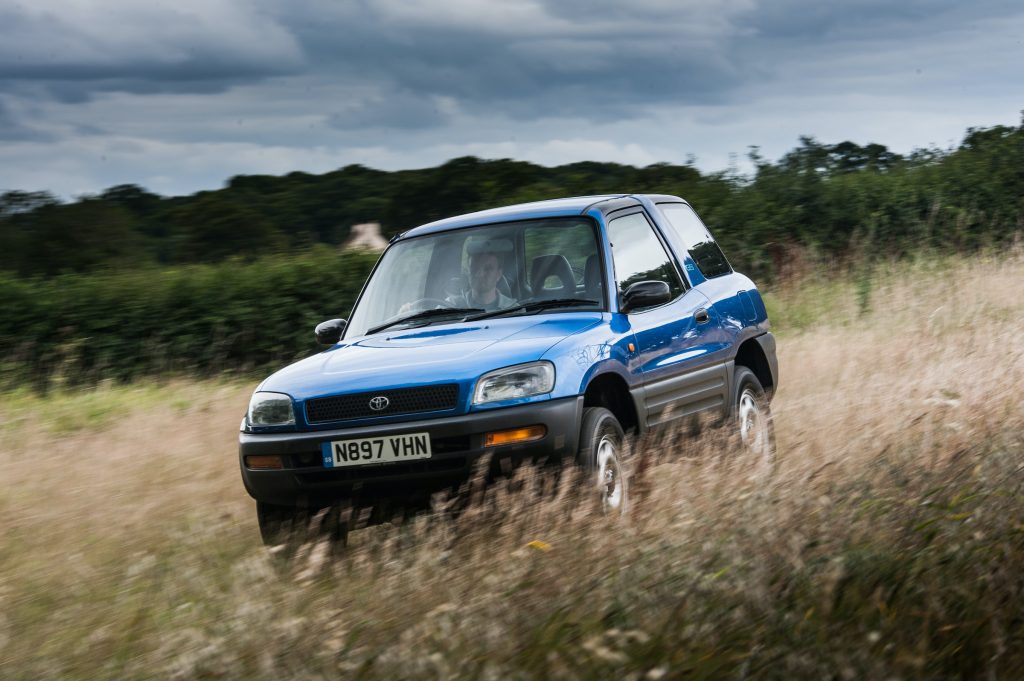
left=1, top=0, right=1021, bottom=198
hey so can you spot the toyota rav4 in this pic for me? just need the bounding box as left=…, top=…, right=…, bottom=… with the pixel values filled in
left=239, top=195, right=778, bottom=544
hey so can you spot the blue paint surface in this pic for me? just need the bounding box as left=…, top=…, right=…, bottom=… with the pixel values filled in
left=251, top=194, right=775, bottom=433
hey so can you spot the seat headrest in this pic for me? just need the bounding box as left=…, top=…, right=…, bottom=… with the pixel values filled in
left=530, top=255, right=575, bottom=298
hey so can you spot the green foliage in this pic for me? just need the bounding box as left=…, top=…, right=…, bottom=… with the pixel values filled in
left=3, top=118, right=1022, bottom=280
left=0, top=195, right=146, bottom=275
left=165, top=193, right=286, bottom=262
left=2, top=118, right=1023, bottom=386
left=0, top=248, right=377, bottom=388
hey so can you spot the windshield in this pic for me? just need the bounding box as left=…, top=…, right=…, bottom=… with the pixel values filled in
left=345, top=217, right=605, bottom=337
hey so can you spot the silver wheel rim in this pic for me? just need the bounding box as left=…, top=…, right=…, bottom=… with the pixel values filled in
left=738, top=388, right=770, bottom=459
left=596, top=435, right=625, bottom=512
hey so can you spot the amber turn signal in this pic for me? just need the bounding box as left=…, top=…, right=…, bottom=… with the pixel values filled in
left=484, top=425, right=546, bottom=447
left=245, top=455, right=284, bottom=470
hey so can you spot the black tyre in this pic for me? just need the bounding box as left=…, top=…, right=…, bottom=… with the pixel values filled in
left=256, top=501, right=348, bottom=549
left=257, top=501, right=298, bottom=546
left=732, top=366, right=776, bottom=465
left=578, top=407, right=628, bottom=514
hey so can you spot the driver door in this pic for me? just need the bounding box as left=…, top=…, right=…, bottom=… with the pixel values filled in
left=606, top=210, right=728, bottom=429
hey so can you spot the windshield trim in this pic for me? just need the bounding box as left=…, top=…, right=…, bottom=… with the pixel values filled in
left=341, top=215, right=609, bottom=340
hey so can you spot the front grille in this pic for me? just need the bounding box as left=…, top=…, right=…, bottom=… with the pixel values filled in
left=305, top=384, right=460, bottom=424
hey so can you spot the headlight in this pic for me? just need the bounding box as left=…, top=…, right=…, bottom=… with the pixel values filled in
left=473, top=361, right=555, bottom=405
left=247, top=391, right=296, bottom=427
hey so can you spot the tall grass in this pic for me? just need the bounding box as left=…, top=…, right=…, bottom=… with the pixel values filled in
left=1, top=254, right=1023, bottom=679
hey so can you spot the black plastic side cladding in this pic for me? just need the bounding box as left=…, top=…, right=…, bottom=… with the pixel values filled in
left=753, top=332, right=779, bottom=400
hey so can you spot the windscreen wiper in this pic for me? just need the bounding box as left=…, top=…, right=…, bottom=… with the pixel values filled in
left=465, top=298, right=600, bottom=321
left=367, top=307, right=484, bottom=335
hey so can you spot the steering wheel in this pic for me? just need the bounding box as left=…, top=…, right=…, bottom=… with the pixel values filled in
left=404, top=297, right=452, bottom=312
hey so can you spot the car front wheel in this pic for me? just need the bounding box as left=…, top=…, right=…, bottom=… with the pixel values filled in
left=578, top=407, right=628, bottom=514
left=256, top=501, right=347, bottom=549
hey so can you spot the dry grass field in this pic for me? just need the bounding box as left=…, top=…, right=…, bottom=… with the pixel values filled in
left=2, top=254, right=1023, bottom=680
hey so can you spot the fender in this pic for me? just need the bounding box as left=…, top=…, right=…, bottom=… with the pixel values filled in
left=753, top=332, right=779, bottom=394
left=729, top=331, right=778, bottom=401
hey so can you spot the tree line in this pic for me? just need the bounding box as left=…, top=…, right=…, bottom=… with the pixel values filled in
left=2, top=118, right=1022, bottom=388
left=3, top=118, right=1022, bottom=280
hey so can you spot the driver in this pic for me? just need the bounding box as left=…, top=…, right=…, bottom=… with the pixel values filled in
left=447, top=244, right=515, bottom=312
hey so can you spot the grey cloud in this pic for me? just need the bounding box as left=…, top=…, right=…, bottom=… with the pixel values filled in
left=0, top=60, right=299, bottom=85
left=734, top=0, right=1023, bottom=42
left=0, top=76, right=248, bottom=106
left=1, top=0, right=1022, bottom=198
left=0, top=99, right=54, bottom=142
left=277, top=7, right=747, bottom=122
left=3, top=0, right=1020, bottom=124
left=46, top=76, right=255, bottom=101
left=0, top=2, right=304, bottom=100
left=73, top=123, right=108, bottom=136
left=327, top=90, right=451, bottom=130
left=270, top=0, right=1022, bottom=125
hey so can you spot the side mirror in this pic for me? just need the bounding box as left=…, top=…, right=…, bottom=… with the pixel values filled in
left=314, top=318, right=347, bottom=345
left=620, top=281, right=671, bottom=313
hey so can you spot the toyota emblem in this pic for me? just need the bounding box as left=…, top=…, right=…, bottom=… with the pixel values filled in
left=368, top=396, right=390, bottom=411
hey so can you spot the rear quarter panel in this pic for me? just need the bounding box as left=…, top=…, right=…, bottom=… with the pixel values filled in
left=696, top=272, right=770, bottom=355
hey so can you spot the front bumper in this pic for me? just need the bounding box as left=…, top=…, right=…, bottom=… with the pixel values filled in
left=239, top=396, right=584, bottom=506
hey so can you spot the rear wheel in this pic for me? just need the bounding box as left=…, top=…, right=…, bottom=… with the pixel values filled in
left=578, top=407, right=628, bottom=514
left=732, top=366, right=776, bottom=466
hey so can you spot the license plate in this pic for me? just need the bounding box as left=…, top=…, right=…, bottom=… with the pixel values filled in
left=321, top=432, right=431, bottom=468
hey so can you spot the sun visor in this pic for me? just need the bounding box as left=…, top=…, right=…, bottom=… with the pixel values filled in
left=466, top=237, right=514, bottom=255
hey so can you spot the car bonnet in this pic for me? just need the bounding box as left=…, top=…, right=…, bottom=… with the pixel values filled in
left=259, top=314, right=602, bottom=400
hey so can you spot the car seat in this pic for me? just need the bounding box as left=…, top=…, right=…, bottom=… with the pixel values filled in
left=529, top=255, right=576, bottom=299
left=583, top=254, right=603, bottom=301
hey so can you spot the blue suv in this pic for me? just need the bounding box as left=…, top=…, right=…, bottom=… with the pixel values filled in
left=239, top=195, right=778, bottom=543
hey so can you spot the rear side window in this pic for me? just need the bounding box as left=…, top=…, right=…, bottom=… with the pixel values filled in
left=607, top=213, right=684, bottom=305
left=658, top=203, right=732, bottom=279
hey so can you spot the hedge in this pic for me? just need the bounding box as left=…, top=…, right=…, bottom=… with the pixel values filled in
left=0, top=247, right=378, bottom=389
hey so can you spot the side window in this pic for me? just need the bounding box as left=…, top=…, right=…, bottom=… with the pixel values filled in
left=658, top=203, right=732, bottom=279
left=607, top=213, right=684, bottom=309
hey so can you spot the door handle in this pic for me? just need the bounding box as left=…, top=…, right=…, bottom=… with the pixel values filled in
left=695, top=308, right=710, bottom=324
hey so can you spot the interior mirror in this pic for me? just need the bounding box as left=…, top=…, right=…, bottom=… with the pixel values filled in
left=314, top=318, right=347, bottom=345
left=620, top=281, right=671, bottom=313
